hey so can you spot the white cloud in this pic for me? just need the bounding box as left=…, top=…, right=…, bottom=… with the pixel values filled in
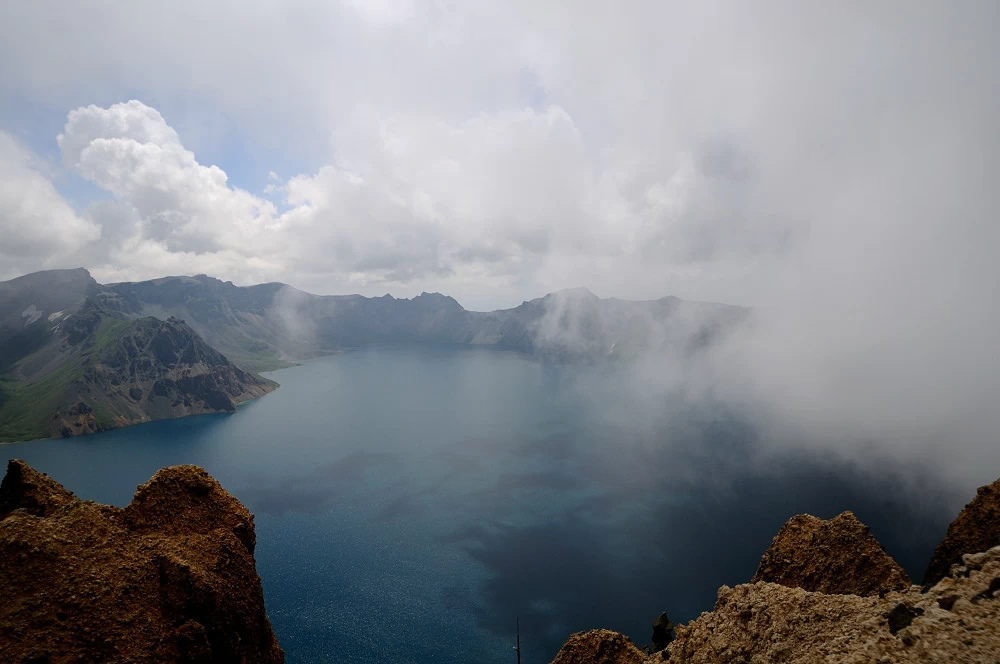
left=0, top=132, right=100, bottom=274
left=58, top=101, right=280, bottom=257
left=1, top=1, right=999, bottom=482
left=55, top=100, right=666, bottom=298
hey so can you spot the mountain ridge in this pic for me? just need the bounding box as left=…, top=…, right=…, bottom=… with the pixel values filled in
left=0, top=279, right=277, bottom=442
left=0, top=268, right=746, bottom=441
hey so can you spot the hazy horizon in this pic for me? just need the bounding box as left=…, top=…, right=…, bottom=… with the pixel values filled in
left=4, top=265, right=746, bottom=313
left=2, top=4, right=1000, bottom=512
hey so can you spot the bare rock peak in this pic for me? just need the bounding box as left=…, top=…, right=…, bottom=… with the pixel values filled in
left=550, top=629, right=646, bottom=664
left=751, top=510, right=911, bottom=596
left=124, top=464, right=257, bottom=553
left=923, top=476, right=1000, bottom=585
left=0, top=460, right=283, bottom=663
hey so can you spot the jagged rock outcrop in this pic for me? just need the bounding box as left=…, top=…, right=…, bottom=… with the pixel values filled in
left=751, top=511, right=911, bottom=596
left=0, top=293, right=277, bottom=442
left=924, top=477, right=1000, bottom=585
left=552, top=490, right=1000, bottom=664
left=551, top=630, right=647, bottom=664
left=0, top=460, right=284, bottom=663
left=554, top=548, right=1000, bottom=664
left=664, top=545, right=1000, bottom=663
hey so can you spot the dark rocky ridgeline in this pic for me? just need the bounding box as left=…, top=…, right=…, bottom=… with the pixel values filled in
left=923, top=476, right=1000, bottom=585
left=0, top=459, right=284, bottom=663
left=751, top=510, right=911, bottom=596
left=550, top=480, right=1000, bottom=663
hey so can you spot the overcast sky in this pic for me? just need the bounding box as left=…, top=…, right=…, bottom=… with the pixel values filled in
left=2, top=2, right=1000, bottom=482
left=0, top=2, right=997, bottom=311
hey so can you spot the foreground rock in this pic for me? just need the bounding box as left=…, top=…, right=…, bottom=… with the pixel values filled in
left=751, top=511, right=911, bottom=596
left=924, top=477, right=1000, bottom=585
left=551, top=630, right=647, bottom=664
left=552, top=492, right=1000, bottom=664
left=666, top=545, right=1000, bottom=663
left=557, top=546, right=1000, bottom=664
left=0, top=460, right=284, bottom=663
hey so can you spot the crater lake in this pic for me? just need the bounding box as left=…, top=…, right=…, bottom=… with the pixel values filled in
left=4, top=346, right=958, bottom=663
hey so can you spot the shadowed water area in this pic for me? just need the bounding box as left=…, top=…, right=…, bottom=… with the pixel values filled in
left=5, top=347, right=963, bottom=663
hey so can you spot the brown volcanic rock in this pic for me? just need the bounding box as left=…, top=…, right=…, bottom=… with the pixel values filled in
left=0, top=459, right=283, bottom=664
left=924, top=477, right=1000, bottom=585
left=664, top=545, right=1000, bottom=664
left=552, top=546, right=1000, bottom=664
left=0, top=458, right=75, bottom=519
left=751, top=511, right=910, bottom=596
left=551, top=630, right=647, bottom=664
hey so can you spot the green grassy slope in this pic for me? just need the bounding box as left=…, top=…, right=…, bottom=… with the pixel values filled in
left=0, top=317, right=130, bottom=442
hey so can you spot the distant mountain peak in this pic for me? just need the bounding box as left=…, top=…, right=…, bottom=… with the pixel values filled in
left=413, top=291, right=464, bottom=310
left=3, top=267, right=94, bottom=286
left=552, top=286, right=598, bottom=299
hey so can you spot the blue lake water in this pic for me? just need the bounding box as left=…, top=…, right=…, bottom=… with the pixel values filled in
left=3, top=346, right=959, bottom=662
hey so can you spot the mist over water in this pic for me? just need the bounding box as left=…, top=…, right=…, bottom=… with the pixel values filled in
left=7, top=347, right=966, bottom=663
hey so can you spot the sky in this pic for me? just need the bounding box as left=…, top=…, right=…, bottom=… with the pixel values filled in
left=3, top=2, right=1000, bottom=483
left=0, top=1, right=994, bottom=311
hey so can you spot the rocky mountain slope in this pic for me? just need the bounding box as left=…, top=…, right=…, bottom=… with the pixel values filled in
left=0, top=283, right=276, bottom=442
left=551, top=477, right=1000, bottom=664
left=0, top=459, right=284, bottom=663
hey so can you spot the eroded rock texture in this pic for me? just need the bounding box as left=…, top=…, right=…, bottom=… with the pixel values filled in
left=751, top=510, right=911, bottom=596
left=0, top=460, right=284, bottom=664
left=551, top=630, right=647, bottom=664
left=924, top=477, right=1000, bottom=585
left=666, top=545, right=1000, bottom=663
left=552, top=494, right=1000, bottom=664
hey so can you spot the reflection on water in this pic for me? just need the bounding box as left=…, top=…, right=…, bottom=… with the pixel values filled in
left=5, top=347, right=962, bottom=663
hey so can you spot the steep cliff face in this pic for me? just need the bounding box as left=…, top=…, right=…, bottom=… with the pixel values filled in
left=0, top=295, right=276, bottom=441
left=0, top=460, right=284, bottom=663
left=54, top=313, right=277, bottom=437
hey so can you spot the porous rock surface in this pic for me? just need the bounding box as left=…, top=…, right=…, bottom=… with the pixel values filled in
left=551, top=629, right=647, bottom=664
left=552, top=501, right=1000, bottom=664
left=924, top=477, right=1000, bottom=585
left=665, top=545, right=1000, bottom=663
left=751, top=510, right=911, bottom=596
left=0, top=459, right=284, bottom=663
